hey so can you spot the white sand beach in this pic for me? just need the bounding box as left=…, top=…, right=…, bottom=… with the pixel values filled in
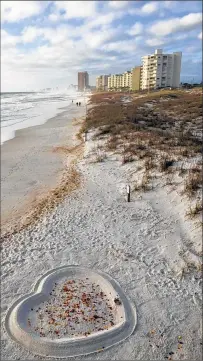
left=1, top=97, right=202, bottom=360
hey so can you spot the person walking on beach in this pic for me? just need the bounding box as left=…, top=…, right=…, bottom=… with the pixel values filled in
left=79, top=102, right=81, bottom=106
left=72, top=100, right=73, bottom=103
left=76, top=102, right=78, bottom=106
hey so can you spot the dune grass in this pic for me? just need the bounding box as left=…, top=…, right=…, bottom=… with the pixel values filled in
left=82, top=88, right=202, bottom=204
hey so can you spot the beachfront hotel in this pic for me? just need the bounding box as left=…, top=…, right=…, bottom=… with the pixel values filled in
left=107, top=67, right=141, bottom=91
left=78, top=71, right=89, bottom=91
left=107, top=74, right=123, bottom=90
left=141, top=49, right=182, bottom=90
left=122, top=71, right=132, bottom=89
left=96, top=75, right=110, bottom=91
left=102, top=48, right=182, bottom=92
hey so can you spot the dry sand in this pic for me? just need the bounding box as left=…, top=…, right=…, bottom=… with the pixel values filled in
left=1, top=105, right=202, bottom=360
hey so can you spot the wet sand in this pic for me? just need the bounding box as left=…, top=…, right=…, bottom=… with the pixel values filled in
left=1, top=102, right=86, bottom=233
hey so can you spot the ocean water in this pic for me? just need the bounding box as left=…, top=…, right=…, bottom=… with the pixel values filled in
left=1, top=90, right=81, bottom=145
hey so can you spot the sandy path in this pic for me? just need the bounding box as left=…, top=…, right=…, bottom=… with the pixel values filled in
left=1, top=131, right=202, bottom=360
left=1, top=103, right=85, bottom=232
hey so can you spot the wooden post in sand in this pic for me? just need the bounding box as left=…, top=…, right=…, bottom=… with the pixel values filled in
left=127, top=185, right=130, bottom=202
left=84, top=132, right=87, bottom=142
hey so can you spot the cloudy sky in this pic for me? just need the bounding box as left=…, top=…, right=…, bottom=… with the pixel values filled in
left=1, top=0, right=202, bottom=91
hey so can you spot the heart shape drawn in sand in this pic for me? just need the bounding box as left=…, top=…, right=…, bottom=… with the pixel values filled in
left=5, top=265, right=137, bottom=358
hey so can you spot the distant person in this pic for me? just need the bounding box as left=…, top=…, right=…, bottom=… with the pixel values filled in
left=72, top=100, right=73, bottom=103
left=76, top=102, right=78, bottom=106
left=79, top=102, right=81, bottom=106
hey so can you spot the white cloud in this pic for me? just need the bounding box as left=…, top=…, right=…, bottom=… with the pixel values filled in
left=198, top=31, right=202, bottom=39
left=20, top=21, right=121, bottom=48
left=149, top=12, right=202, bottom=37
left=108, top=1, right=129, bottom=9
left=101, top=39, right=137, bottom=53
left=21, top=26, right=41, bottom=43
left=1, top=29, right=21, bottom=47
left=49, top=2, right=121, bottom=25
left=127, top=22, right=143, bottom=36
left=129, top=1, right=159, bottom=16
left=175, top=33, right=188, bottom=40
left=86, top=12, right=120, bottom=28
left=22, top=24, right=86, bottom=45
left=1, top=1, right=47, bottom=23
left=54, top=1, right=97, bottom=19
left=145, top=38, right=165, bottom=47
left=21, top=25, right=74, bottom=45
left=1, top=20, right=122, bottom=84
left=48, top=12, right=60, bottom=22
left=141, top=2, right=159, bottom=14
left=41, top=26, right=74, bottom=45
left=83, top=28, right=119, bottom=49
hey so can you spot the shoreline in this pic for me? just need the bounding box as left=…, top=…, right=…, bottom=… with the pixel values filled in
left=1, top=99, right=87, bottom=239
left=1, top=90, right=83, bottom=145
left=1, top=102, right=76, bottom=148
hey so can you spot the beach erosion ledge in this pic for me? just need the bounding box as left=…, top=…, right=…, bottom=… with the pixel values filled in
left=1, top=98, right=88, bottom=240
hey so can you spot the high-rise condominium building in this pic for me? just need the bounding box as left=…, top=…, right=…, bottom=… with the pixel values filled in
left=108, top=74, right=123, bottom=89
left=96, top=75, right=110, bottom=91
left=107, top=68, right=141, bottom=91
left=141, top=49, right=182, bottom=90
left=78, top=71, right=89, bottom=91
left=131, top=66, right=142, bottom=91
left=122, top=71, right=132, bottom=89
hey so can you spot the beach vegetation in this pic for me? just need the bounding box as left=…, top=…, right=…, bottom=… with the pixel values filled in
left=82, top=87, right=202, bottom=204
left=186, top=201, right=202, bottom=218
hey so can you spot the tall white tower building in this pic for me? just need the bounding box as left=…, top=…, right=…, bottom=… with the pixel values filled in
left=141, top=49, right=182, bottom=90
